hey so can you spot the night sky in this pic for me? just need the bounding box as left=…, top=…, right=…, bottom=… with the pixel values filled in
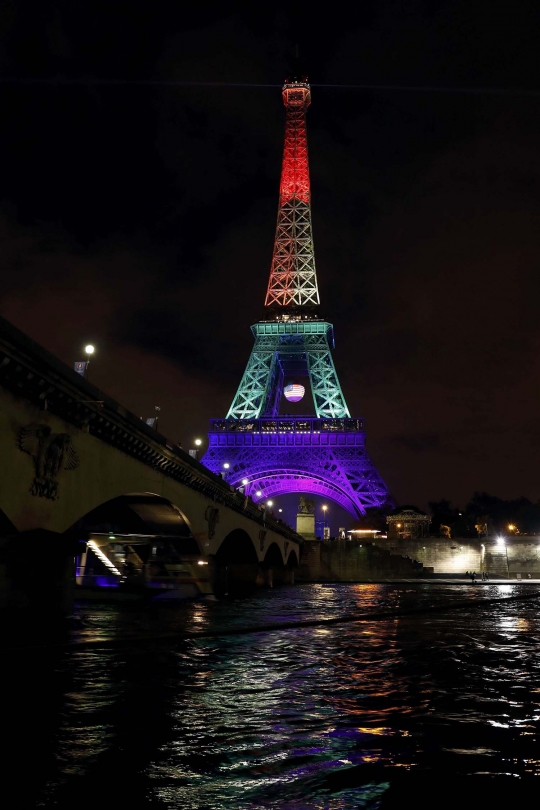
left=1, top=2, right=540, bottom=521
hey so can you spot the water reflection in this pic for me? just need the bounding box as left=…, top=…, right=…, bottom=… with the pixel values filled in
left=11, top=583, right=540, bottom=807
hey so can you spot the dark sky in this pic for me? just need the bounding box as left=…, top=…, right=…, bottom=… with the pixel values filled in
left=1, top=1, right=540, bottom=517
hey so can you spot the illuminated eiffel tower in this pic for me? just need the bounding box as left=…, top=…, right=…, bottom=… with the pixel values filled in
left=202, top=73, right=392, bottom=516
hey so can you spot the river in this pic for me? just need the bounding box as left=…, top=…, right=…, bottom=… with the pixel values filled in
left=6, top=583, right=540, bottom=808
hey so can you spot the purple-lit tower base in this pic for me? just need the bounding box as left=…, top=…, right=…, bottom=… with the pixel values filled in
left=202, top=417, right=392, bottom=517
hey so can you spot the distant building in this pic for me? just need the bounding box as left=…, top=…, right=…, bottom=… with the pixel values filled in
left=386, top=506, right=431, bottom=540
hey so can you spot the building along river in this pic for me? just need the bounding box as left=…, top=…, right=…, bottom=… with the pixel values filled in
left=6, top=582, right=540, bottom=808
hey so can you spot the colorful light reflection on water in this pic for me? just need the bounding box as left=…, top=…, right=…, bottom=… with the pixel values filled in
left=7, top=583, right=540, bottom=808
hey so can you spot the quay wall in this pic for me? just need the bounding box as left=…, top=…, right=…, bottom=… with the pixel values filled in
left=373, top=537, right=540, bottom=579
left=298, top=537, right=540, bottom=581
left=375, top=539, right=482, bottom=576
left=297, top=539, right=423, bottom=582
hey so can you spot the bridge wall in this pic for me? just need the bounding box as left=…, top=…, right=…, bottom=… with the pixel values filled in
left=0, top=387, right=299, bottom=567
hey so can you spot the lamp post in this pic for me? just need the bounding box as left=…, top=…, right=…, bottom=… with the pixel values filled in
left=189, top=438, right=203, bottom=459
left=84, top=344, right=94, bottom=380
left=238, top=477, right=249, bottom=495
left=322, top=505, right=329, bottom=539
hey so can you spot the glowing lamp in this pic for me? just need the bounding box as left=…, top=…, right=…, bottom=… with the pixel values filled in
left=85, top=344, right=95, bottom=355
left=284, top=383, right=305, bottom=403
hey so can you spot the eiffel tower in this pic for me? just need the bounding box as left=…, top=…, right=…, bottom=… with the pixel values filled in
left=202, top=72, right=392, bottom=517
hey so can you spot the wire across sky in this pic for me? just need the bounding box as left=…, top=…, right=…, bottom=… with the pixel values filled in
left=0, top=77, right=538, bottom=96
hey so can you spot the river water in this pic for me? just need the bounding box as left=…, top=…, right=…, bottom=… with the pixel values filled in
left=7, top=583, right=540, bottom=808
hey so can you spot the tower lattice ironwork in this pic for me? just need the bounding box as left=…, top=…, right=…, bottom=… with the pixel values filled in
left=264, top=81, right=319, bottom=309
left=202, top=74, right=392, bottom=517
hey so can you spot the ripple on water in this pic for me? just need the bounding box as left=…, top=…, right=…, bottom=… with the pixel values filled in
left=9, top=582, right=540, bottom=808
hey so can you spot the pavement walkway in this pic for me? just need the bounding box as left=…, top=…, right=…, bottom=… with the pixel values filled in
left=308, top=578, right=540, bottom=585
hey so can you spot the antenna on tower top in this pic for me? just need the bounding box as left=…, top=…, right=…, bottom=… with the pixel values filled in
left=288, top=43, right=306, bottom=84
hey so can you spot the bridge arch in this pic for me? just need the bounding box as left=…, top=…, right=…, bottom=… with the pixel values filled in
left=215, top=528, right=258, bottom=564
left=68, top=493, right=197, bottom=543
left=287, top=549, right=299, bottom=569
left=214, top=528, right=259, bottom=594
left=263, top=542, right=284, bottom=569
left=0, top=508, right=16, bottom=536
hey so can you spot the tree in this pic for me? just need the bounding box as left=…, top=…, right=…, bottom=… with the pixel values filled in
left=428, top=499, right=460, bottom=536
left=465, top=492, right=540, bottom=535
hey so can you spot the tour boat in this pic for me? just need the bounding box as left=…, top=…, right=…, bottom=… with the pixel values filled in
left=75, top=533, right=213, bottom=600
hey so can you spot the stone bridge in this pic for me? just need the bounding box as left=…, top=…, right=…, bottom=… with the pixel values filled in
left=0, top=316, right=302, bottom=602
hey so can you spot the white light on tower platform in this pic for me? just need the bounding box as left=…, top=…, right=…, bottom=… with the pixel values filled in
left=223, top=463, right=230, bottom=469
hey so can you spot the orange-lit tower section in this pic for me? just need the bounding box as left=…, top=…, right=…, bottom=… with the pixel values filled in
left=265, top=78, right=320, bottom=310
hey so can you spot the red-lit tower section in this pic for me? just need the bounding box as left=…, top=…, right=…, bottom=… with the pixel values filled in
left=264, top=79, right=320, bottom=310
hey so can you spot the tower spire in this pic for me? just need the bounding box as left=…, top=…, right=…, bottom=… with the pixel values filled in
left=264, top=75, right=320, bottom=311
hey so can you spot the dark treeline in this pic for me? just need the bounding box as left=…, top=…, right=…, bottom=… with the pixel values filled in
left=357, top=493, right=540, bottom=537
left=428, top=493, right=540, bottom=538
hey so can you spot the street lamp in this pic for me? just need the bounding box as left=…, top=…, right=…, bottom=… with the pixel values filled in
left=322, top=504, right=329, bottom=538
left=267, top=500, right=273, bottom=507
left=256, top=490, right=262, bottom=497
left=84, top=344, right=95, bottom=380
left=242, top=478, right=249, bottom=486
left=189, top=438, right=203, bottom=459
